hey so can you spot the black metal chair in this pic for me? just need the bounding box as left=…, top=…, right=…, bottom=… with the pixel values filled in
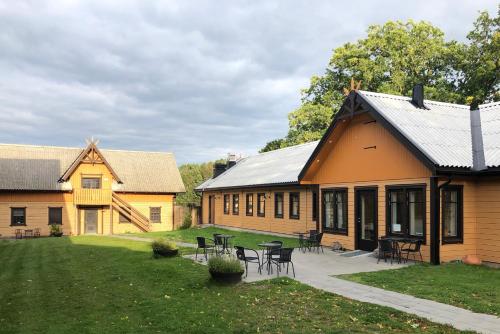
left=377, top=239, right=396, bottom=264
left=195, top=237, right=215, bottom=260
left=309, top=230, right=318, bottom=237
left=235, top=246, right=261, bottom=277
left=213, top=234, right=224, bottom=255
left=268, top=240, right=283, bottom=261
left=271, top=248, right=295, bottom=277
left=401, top=240, right=423, bottom=263
left=308, top=232, right=324, bottom=253
left=298, top=233, right=307, bottom=252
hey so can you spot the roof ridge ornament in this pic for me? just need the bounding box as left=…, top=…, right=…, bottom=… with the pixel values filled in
left=343, top=78, right=362, bottom=96
left=342, top=78, right=363, bottom=117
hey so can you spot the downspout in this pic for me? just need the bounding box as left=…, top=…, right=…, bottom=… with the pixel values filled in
left=430, top=175, right=452, bottom=265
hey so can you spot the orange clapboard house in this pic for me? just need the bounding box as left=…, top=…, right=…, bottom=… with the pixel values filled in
left=300, top=86, right=500, bottom=265
left=197, top=85, right=500, bottom=265
left=0, top=141, right=185, bottom=237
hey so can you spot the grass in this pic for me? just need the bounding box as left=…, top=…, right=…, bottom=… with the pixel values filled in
left=129, top=226, right=301, bottom=249
left=340, top=263, right=499, bottom=316
left=0, top=236, right=468, bottom=334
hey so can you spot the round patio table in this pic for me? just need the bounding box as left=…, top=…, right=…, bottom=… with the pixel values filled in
left=217, top=234, right=235, bottom=254
left=380, top=236, right=419, bottom=263
left=258, top=242, right=282, bottom=274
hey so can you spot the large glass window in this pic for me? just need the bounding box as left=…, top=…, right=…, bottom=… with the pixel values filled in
left=81, top=177, right=101, bottom=189
left=322, top=189, right=347, bottom=234
left=48, top=207, right=62, bottom=225
left=246, top=193, right=253, bottom=216
left=387, top=186, right=425, bottom=239
left=442, top=186, right=463, bottom=244
left=223, top=194, right=230, bottom=215
left=232, top=194, right=239, bottom=215
left=289, top=192, right=300, bottom=219
left=150, top=207, right=161, bottom=223
left=275, top=193, right=284, bottom=218
left=257, top=193, right=266, bottom=217
left=11, top=208, right=26, bottom=226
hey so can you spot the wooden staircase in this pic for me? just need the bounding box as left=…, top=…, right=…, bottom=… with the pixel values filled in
left=111, top=192, right=151, bottom=232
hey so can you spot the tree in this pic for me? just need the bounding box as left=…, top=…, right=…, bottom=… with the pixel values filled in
left=175, top=162, right=216, bottom=207
left=261, top=9, right=499, bottom=152
left=459, top=8, right=500, bottom=108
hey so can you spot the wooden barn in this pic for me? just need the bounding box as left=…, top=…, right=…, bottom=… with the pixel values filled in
left=0, top=141, right=185, bottom=237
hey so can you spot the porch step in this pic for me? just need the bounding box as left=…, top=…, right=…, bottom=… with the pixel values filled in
left=339, top=250, right=370, bottom=257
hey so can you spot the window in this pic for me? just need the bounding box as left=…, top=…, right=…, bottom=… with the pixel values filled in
left=312, top=191, right=318, bottom=221
left=442, top=186, right=463, bottom=244
left=289, top=192, right=300, bottom=219
left=232, top=194, right=239, bottom=215
left=322, top=189, right=347, bottom=234
left=223, top=194, right=230, bottom=214
left=257, top=193, right=266, bottom=217
left=48, top=207, right=62, bottom=225
left=387, top=186, right=425, bottom=239
left=246, top=193, right=253, bottom=216
left=81, top=177, right=101, bottom=189
left=274, top=192, right=284, bottom=218
left=11, top=208, right=26, bottom=226
left=150, top=207, right=161, bottom=223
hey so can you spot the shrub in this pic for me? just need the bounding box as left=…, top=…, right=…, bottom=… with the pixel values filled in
left=152, top=239, right=178, bottom=258
left=208, top=255, right=244, bottom=274
left=179, top=210, right=192, bottom=230
left=49, top=224, right=63, bottom=237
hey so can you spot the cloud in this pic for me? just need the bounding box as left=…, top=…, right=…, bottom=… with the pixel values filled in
left=0, top=0, right=497, bottom=163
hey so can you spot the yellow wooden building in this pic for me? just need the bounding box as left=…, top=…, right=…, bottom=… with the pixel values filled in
left=197, top=86, right=500, bottom=265
left=0, top=141, right=185, bottom=237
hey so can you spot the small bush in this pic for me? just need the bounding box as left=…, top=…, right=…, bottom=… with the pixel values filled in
left=179, top=210, right=192, bottom=230
left=49, top=224, right=63, bottom=237
left=208, top=255, right=244, bottom=273
left=152, top=239, right=178, bottom=258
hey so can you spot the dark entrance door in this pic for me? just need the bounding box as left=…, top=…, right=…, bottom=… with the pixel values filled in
left=84, top=209, right=98, bottom=234
left=355, top=188, right=378, bottom=251
left=208, top=195, right=215, bottom=224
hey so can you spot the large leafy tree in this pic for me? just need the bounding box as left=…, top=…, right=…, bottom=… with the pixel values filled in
left=261, top=9, right=499, bottom=152
left=176, top=162, right=217, bottom=207
left=459, top=8, right=500, bottom=108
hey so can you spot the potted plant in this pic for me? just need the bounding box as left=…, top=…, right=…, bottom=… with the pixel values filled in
left=208, top=255, right=244, bottom=283
left=49, top=224, right=63, bottom=237
left=152, top=239, right=179, bottom=258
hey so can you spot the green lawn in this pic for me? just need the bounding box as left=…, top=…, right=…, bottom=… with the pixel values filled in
left=340, top=263, right=499, bottom=316
left=130, top=226, right=301, bottom=249
left=0, top=237, right=468, bottom=333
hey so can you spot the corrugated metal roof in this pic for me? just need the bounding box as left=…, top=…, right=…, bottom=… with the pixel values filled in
left=479, top=102, right=500, bottom=168
left=359, top=91, right=473, bottom=168
left=0, top=144, right=185, bottom=193
left=196, top=141, right=318, bottom=190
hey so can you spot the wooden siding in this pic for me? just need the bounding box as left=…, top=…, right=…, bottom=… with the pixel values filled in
left=305, top=114, right=431, bottom=184
left=475, top=178, right=500, bottom=264
left=0, top=193, right=75, bottom=237
left=201, top=186, right=317, bottom=235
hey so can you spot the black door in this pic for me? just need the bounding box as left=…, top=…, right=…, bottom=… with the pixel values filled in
left=208, top=195, right=215, bottom=224
left=85, top=209, right=98, bottom=234
left=355, top=188, right=378, bottom=251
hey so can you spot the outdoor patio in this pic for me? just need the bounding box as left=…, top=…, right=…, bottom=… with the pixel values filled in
left=185, top=248, right=410, bottom=283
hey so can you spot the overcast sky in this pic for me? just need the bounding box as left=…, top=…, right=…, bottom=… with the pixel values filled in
left=0, top=1, right=497, bottom=164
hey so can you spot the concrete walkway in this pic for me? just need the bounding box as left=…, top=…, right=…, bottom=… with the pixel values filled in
left=112, top=234, right=500, bottom=333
